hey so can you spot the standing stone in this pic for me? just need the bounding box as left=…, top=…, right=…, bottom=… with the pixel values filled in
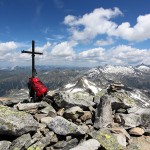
left=94, top=95, right=113, bottom=129
left=0, top=105, right=38, bottom=136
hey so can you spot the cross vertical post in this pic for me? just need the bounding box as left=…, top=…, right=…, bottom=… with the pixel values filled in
left=21, top=40, right=43, bottom=77
left=32, top=40, right=35, bottom=77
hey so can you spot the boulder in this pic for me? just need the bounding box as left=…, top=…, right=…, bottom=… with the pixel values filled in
left=90, top=130, right=123, bottom=150
left=110, top=92, right=136, bottom=110
left=94, top=95, right=113, bottom=129
left=127, top=107, right=150, bottom=129
left=41, top=117, right=53, bottom=125
left=53, top=91, right=95, bottom=109
left=57, top=108, right=65, bottom=116
left=9, top=133, right=32, bottom=150
left=80, top=111, right=92, bottom=122
left=115, top=113, right=141, bottom=129
left=63, top=106, right=84, bottom=120
left=127, top=135, right=150, bottom=150
left=63, top=138, right=79, bottom=150
left=28, top=132, right=54, bottom=150
left=70, top=139, right=100, bottom=150
left=0, top=105, right=38, bottom=136
left=16, top=101, right=48, bottom=111
left=47, top=116, right=86, bottom=135
left=129, top=127, right=145, bottom=136
left=114, top=133, right=127, bottom=147
left=39, top=105, right=57, bottom=118
left=110, top=127, right=130, bottom=140
left=0, top=141, right=11, bottom=150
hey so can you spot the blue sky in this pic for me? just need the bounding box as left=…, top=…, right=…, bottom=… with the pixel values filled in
left=0, top=0, right=150, bottom=67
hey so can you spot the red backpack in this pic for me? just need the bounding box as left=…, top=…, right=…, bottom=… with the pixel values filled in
left=29, top=77, right=48, bottom=97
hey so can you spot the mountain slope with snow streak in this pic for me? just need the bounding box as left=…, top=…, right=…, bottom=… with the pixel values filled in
left=63, top=77, right=102, bottom=95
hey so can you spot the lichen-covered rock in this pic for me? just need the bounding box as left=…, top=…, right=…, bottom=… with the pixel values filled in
left=70, top=139, right=100, bottom=150
left=91, top=130, right=123, bottom=150
left=47, top=116, right=86, bottom=135
left=9, top=133, right=32, bottom=150
left=0, top=141, right=11, bottom=150
left=53, top=91, right=95, bottom=109
left=0, top=105, right=38, bottom=136
left=94, top=95, right=113, bottom=129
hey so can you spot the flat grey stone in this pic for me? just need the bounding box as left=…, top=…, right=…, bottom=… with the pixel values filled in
left=47, top=116, right=86, bottom=135
left=0, top=105, right=38, bottom=136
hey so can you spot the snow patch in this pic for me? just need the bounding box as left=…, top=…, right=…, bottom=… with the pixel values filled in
left=137, top=65, right=150, bottom=71
left=100, top=65, right=135, bottom=75
left=65, top=82, right=77, bottom=88
left=130, top=91, right=150, bottom=107
left=83, top=78, right=101, bottom=94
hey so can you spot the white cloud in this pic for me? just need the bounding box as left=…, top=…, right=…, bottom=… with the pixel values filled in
left=77, top=47, right=105, bottom=60
left=51, top=41, right=76, bottom=57
left=64, top=7, right=122, bottom=41
left=110, top=14, right=150, bottom=41
left=1, top=40, right=150, bottom=67
left=95, top=38, right=114, bottom=46
left=64, top=8, right=150, bottom=42
left=107, top=45, right=150, bottom=65
left=0, top=41, right=18, bottom=54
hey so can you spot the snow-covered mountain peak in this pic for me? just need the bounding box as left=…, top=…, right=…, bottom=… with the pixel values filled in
left=64, top=77, right=102, bottom=95
left=136, top=65, right=150, bottom=72
left=100, top=65, right=135, bottom=75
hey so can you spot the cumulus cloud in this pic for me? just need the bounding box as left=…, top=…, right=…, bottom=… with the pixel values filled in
left=64, top=7, right=150, bottom=42
left=0, top=41, right=18, bottom=54
left=110, top=14, right=150, bottom=41
left=64, top=8, right=122, bottom=40
left=64, top=7, right=122, bottom=41
left=107, top=45, right=150, bottom=65
left=95, top=38, right=114, bottom=46
left=71, top=45, right=150, bottom=66
left=76, top=47, right=105, bottom=61
left=51, top=41, right=77, bottom=57
left=1, top=40, right=150, bottom=67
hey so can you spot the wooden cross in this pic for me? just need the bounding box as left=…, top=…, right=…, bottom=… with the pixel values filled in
left=21, top=40, right=43, bottom=77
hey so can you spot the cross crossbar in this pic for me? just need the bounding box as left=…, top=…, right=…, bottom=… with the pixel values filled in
left=21, top=40, right=43, bottom=77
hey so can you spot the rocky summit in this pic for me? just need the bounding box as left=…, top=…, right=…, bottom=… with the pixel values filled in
left=0, top=75, right=150, bottom=150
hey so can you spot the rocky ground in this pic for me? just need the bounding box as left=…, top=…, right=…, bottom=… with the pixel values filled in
left=0, top=77, right=150, bottom=150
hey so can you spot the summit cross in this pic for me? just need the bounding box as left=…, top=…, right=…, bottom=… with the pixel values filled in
left=21, top=40, right=43, bottom=77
